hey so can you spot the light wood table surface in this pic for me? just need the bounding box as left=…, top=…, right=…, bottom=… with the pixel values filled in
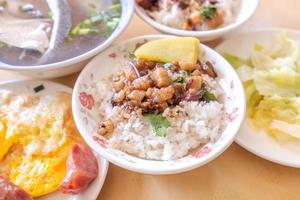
left=1, top=0, right=300, bottom=199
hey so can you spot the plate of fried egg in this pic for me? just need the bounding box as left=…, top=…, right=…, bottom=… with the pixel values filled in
left=0, top=79, right=108, bottom=200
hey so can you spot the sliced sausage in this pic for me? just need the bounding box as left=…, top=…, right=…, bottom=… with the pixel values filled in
left=0, top=177, right=32, bottom=200
left=59, top=144, right=98, bottom=195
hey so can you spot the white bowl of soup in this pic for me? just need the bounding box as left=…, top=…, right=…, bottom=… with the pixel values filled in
left=135, top=0, right=258, bottom=41
left=0, top=0, right=134, bottom=78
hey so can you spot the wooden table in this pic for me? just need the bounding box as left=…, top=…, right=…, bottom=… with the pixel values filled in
left=1, top=0, right=300, bottom=199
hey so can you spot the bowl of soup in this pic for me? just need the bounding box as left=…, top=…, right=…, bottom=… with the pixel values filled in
left=0, top=0, right=134, bottom=78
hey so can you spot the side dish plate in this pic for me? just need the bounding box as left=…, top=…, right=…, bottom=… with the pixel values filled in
left=0, top=79, right=109, bottom=200
left=216, top=28, right=300, bottom=168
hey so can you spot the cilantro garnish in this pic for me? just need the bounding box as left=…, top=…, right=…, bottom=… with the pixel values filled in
left=201, top=6, right=217, bottom=20
left=144, top=114, right=170, bottom=137
left=174, top=76, right=185, bottom=83
left=203, top=88, right=217, bottom=102
left=174, top=71, right=190, bottom=83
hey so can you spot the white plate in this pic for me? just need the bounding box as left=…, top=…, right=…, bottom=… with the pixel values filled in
left=0, top=79, right=109, bottom=200
left=216, top=28, right=300, bottom=168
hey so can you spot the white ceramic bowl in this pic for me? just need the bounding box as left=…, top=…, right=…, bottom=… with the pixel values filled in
left=0, top=0, right=134, bottom=78
left=72, top=35, right=246, bottom=174
left=135, top=0, right=258, bottom=41
left=0, top=79, right=109, bottom=200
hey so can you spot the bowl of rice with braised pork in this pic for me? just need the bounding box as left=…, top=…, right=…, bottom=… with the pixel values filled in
left=73, top=35, right=245, bottom=174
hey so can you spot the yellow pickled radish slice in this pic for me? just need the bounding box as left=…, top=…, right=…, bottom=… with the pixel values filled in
left=134, top=37, right=200, bottom=64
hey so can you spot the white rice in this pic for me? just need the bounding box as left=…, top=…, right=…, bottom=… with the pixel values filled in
left=147, top=0, right=240, bottom=31
left=92, top=74, right=226, bottom=161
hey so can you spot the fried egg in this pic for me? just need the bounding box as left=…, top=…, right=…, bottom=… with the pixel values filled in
left=0, top=90, right=83, bottom=197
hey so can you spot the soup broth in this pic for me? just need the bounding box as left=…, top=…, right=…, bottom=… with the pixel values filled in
left=0, top=0, right=121, bottom=66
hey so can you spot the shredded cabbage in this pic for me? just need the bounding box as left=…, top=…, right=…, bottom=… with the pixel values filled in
left=253, top=67, right=300, bottom=97
left=270, top=120, right=300, bottom=140
left=250, top=33, right=300, bottom=71
left=250, top=33, right=300, bottom=96
left=224, top=33, right=300, bottom=140
left=236, top=64, right=254, bottom=82
left=243, top=80, right=263, bottom=118
left=252, top=96, right=300, bottom=139
left=223, top=53, right=251, bottom=69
